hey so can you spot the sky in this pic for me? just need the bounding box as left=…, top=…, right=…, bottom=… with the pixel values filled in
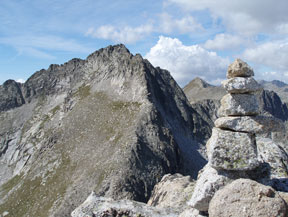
left=1, top=0, right=288, bottom=86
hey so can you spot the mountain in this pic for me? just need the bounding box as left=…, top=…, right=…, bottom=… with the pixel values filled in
left=184, top=77, right=288, bottom=122
left=0, top=45, right=210, bottom=217
left=183, top=77, right=226, bottom=104
left=259, top=80, right=288, bottom=104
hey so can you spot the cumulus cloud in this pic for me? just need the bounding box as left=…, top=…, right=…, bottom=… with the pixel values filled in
left=241, top=39, right=288, bottom=83
left=159, top=13, right=203, bottom=34
left=145, top=36, right=229, bottom=86
left=166, top=0, right=288, bottom=35
left=86, top=24, right=153, bottom=44
left=242, top=40, right=288, bottom=71
left=204, top=34, right=247, bottom=51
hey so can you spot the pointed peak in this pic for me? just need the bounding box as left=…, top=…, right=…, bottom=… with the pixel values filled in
left=87, top=44, right=132, bottom=61
left=185, top=77, right=212, bottom=89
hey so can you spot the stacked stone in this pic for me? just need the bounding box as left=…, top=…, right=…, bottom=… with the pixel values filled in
left=189, top=59, right=266, bottom=212
left=209, top=59, right=262, bottom=171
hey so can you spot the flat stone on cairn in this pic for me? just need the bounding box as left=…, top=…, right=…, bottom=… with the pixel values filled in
left=218, top=93, right=259, bottom=117
left=222, top=77, right=262, bottom=94
left=207, top=128, right=259, bottom=171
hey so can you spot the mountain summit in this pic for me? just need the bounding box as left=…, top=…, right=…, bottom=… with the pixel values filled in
left=0, top=45, right=209, bottom=216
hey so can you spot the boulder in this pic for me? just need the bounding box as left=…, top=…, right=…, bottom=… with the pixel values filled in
left=207, top=128, right=259, bottom=170
left=257, top=137, right=288, bottom=179
left=147, top=173, right=195, bottom=212
left=188, top=164, right=231, bottom=211
left=71, top=192, right=178, bottom=217
left=227, top=59, right=254, bottom=78
left=215, top=115, right=284, bottom=134
left=218, top=93, right=259, bottom=116
left=208, top=179, right=288, bottom=217
left=222, top=77, right=262, bottom=93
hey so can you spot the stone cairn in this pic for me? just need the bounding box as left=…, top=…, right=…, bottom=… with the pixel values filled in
left=188, top=59, right=286, bottom=212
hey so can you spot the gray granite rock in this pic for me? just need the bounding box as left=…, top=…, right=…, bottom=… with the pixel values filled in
left=209, top=179, right=288, bottom=217
left=207, top=128, right=259, bottom=171
left=71, top=192, right=178, bottom=217
left=147, top=173, right=195, bottom=212
left=257, top=137, right=288, bottom=179
left=188, top=164, right=231, bottom=211
left=215, top=115, right=284, bottom=134
left=222, top=77, right=262, bottom=94
left=227, top=59, right=254, bottom=78
left=218, top=93, right=259, bottom=116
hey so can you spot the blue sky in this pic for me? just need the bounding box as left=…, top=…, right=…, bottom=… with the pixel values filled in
left=1, top=0, right=288, bottom=86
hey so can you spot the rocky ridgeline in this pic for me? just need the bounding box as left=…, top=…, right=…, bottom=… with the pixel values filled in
left=189, top=59, right=288, bottom=216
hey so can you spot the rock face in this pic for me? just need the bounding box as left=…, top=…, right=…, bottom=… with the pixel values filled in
left=0, top=45, right=209, bottom=217
left=189, top=59, right=288, bottom=213
left=0, top=80, right=25, bottom=112
left=209, top=179, right=288, bottom=217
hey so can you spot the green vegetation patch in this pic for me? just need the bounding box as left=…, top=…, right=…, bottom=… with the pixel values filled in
left=0, top=154, right=75, bottom=217
left=74, top=85, right=91, bottom=99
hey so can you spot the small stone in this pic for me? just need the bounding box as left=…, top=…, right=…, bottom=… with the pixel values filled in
left=222, top=77, right=262, bottom=94
left=209, top=179, right=288, bottom=217
left=188, top=164, right=231, bottom=212
left=227, top=59, right=254, bottom=78
left=218, top=93, right=259, bottom=117
left=215, top=115, right=284, bottom=134
left=207, top=128, right=259, bottom=171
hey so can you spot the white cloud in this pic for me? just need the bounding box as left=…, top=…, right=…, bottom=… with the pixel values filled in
left=16, top=79, right=25, bottom=83
left=204, top=34, right=247, bottom=50
left=242, top=40, right=288, bottom=71
left=159, top=13, right=203, bottom=34
left=166, top=0, right=288, bottom=36
left=86, top=24, right=153, bottom=44
left=0, top=35, right=92, bottom=59
left=145, top=36, right=229, bottom=86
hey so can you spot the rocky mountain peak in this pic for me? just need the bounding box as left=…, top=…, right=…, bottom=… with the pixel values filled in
left=184, top=77, right=211, bottom=89
left=0, top=44, right=209, bottom=217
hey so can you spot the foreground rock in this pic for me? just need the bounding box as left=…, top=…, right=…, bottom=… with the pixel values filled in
left=209, top=179, right=288, bottom=217
left=188, top=165, right=231, bottom=211
left=147, top=173, right=195, bottom=212
left=71, top=192, right=178, bottom=217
